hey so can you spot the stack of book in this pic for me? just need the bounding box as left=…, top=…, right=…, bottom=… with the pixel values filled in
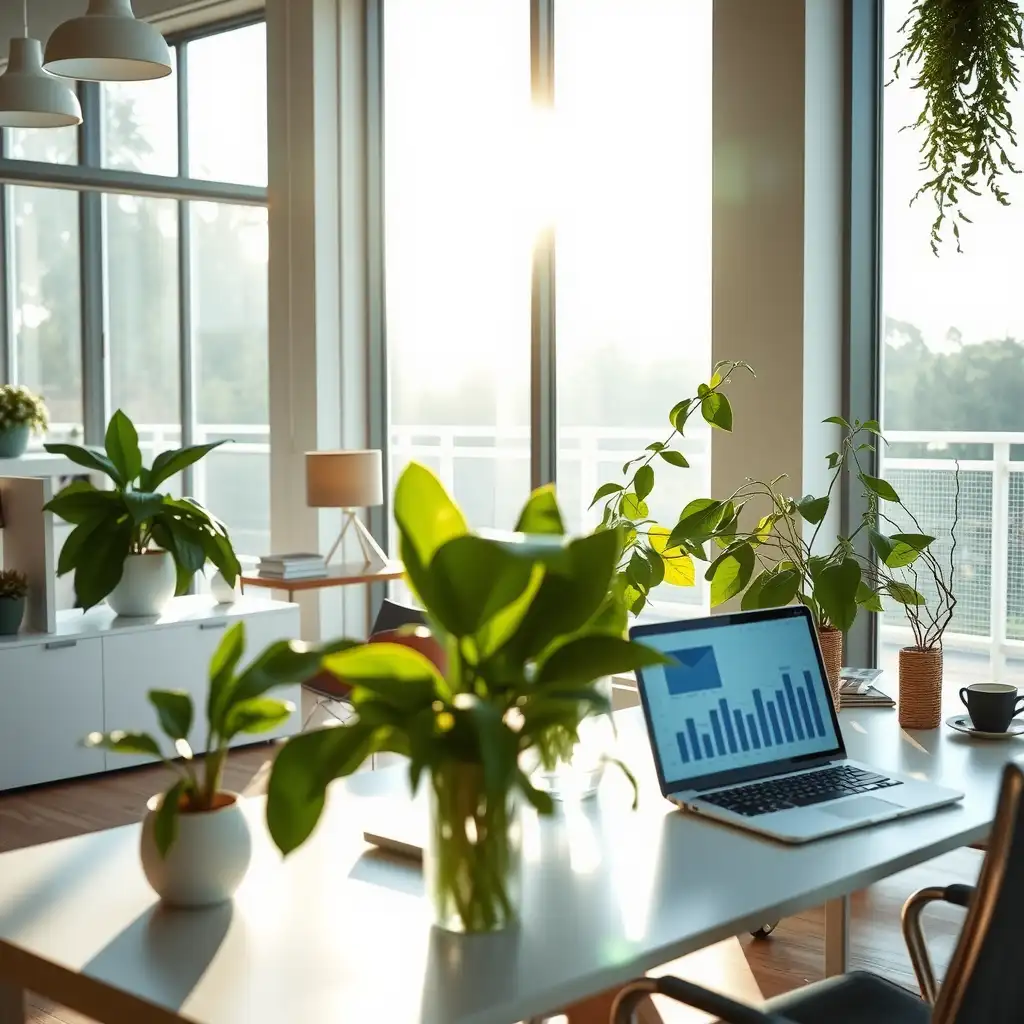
left=257, top=553, right=327, bottom=580
left=839, top=667, right=895, bottom=709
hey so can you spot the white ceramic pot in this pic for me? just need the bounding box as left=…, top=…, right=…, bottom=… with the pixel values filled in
left=107, top=550, right=176, bottom=617
left=209, top=568, right=238, bottom=604
left=140, top=792, right=252, bottom=908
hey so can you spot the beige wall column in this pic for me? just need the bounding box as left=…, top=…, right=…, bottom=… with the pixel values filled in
left=711, top=0, right=845, bottom=536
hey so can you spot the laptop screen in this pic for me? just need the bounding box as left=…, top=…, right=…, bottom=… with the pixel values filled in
left=632, top=608, right=845, bottom=792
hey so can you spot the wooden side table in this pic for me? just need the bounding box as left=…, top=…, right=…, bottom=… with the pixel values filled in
left=239, top=561, right=405, bottom=602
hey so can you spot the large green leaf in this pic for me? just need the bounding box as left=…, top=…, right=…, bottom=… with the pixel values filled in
left=856, top=581, right=885, bottom=613
left=222, top=697, right=294, bottom=739
left=620, top=493, right=649, bottom=520
left=634, top=464, right=654, bottom=501
left=868, top=529, right=925, bottom=570
left=658, top=449, right=689, bottom=468
left=394, top=462, right=468, bottom=570
left=814, top=557, right=861, bottom=632
left=43, top=443, right=123, bottom=486
left=514, top=485, right=565, bottom=534
left=666, top=499, right=725, bottom=549
left=57, top=515, right=106, bottom=576
left=154, top=780, right=186, bottom=857
left=627, top=550, right=652, bottom=592
left=741, top=568, right=772, bottom=610
left=757, top=568, right=802, bottom=608
left=536, top=635, right=669, bottom=687
left=886, top=580, right=926, bottom=606
left=589, top=482, right=624, bottom=509
left=427, top=535, right=536, bottom=638
left=700, top=391, right=733, bottom=431
left=709, top=543, right=755, bottom=607
left=462, top=700, right=518, bottom=805
left=795, top=494, right=830, bottom=525
left=73, top=519, right=133, bottom=610
left=43, top=482, right=119, bottom=525
left=147, top=440, right=229, bottom=491
left=266, top=721, right=381, bottom=855
left=148, top=690, right=194, bottom=741
left=321, top=642, right=441, bottom=710
left=207, top=621, right=247, bottom=728
left=105, top=410, right=143, bottom=485
left=669, top=399, right=693, bottom=432
left=122, top=490, right=164, bottom=525
left=860, top=473, right=900, bottom=502
left=83, top=729, right=163, bottom=759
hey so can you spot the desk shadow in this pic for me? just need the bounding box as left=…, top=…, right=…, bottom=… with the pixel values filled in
left=82, top=902, right=232, bottom=1013
left=347, top=847, right=424, bottom=898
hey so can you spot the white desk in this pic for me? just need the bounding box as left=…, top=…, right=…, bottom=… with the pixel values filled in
left=0, top=706, right=1012, bottom=1024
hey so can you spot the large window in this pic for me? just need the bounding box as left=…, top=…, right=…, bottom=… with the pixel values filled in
left=0, top=21, right=270, bottom=561
left=880, top=2, right=1024, bottom=683
left=383, top=1, right=712, bottom=611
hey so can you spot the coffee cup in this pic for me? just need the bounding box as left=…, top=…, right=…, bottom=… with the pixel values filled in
left=959, top=683, right=1024, bottom=733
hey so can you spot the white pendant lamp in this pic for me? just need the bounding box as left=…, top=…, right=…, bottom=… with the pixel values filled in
left=44, top=0, right=172, bottom=82
left=0, top=2, right=82, bottom=128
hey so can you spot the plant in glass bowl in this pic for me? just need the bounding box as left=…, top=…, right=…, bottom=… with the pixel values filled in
left=265, top=463, right=668, bottom=933
left=0, top=384, right=49, bottom=458
left=44, top=409, right=240, bottom=617
left=0, top=568, right=28, bottom=636
left=84, top=621, right=343, bottom=907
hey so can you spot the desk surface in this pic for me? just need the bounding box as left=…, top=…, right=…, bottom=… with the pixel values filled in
left=0, top=707, right=1014, bottom=1024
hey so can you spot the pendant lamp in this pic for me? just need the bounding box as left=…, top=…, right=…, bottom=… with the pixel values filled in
left=44, top=0, right=172, bottom=82
left=0, top=2, right=82, bottom=128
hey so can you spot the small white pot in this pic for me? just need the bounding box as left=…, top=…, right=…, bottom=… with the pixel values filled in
left=140, top=791, right=252, bottom=908
left=107, top=550, right=176, bottom=617
left=209, top=568, right=238, bottom=604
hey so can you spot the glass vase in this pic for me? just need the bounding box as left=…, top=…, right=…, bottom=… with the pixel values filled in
left=425, top=762, right=521, bottom=933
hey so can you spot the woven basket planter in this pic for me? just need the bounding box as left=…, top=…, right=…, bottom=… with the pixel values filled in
left=898, top=647, right=943, bottom=730
left=817, top=626, right=843, bottom=711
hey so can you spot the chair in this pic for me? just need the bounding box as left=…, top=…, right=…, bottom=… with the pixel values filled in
left=301, top=598, right=426, bottom=729
left=612, top=758, right=1024, bottom=1024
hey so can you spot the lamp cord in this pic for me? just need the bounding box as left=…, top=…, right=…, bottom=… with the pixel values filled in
left=22, top=0, right=28, bottom=38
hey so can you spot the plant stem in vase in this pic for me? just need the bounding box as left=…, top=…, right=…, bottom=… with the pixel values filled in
left=816, top=626, right=843, bottom=710
left=898, top=646, right=942, bottom=730
left=426, top=762, right=520, bottom=934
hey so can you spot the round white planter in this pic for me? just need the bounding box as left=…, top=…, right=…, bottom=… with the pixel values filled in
left=209, top=569, right=238, bottom=604
left=107, top=550, right=176, bottom=617
left=140, top=792, right=252, bottom=908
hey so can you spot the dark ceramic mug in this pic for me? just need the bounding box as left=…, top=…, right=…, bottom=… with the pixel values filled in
left=959, top=683, right=1024, bottom=733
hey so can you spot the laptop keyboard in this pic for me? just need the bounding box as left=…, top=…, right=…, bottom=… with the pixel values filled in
left=698, top=765, right=903, bottom=817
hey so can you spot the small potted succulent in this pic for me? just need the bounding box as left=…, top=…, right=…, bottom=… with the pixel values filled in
left=0, top=569, right=27, bottom=636
left=0, top=385, right=49, bottom=458
left=84, top=622, right=343, bottom=907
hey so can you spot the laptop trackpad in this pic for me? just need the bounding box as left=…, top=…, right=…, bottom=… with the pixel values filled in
left=820, top=796, right=900, bottom=820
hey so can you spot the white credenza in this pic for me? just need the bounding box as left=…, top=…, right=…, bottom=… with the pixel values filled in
left=0, top=596, right=301, bottom=791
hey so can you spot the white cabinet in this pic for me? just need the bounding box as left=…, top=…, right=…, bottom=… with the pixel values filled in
left=0, top=596, right=300, bottom=791
left=0, top=638, right=106, bottom=790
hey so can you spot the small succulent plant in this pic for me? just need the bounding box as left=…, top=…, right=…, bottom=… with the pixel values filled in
left=0, top=386, right=49, bottom=434
left=0, top=570, right=28, bottom=600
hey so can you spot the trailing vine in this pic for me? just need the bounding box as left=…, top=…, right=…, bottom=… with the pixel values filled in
left=892, top=0, right=1024, bottom=254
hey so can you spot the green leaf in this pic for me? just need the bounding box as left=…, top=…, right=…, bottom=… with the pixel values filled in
left=122, top=490, right=164, bottom=525
left=627, top=550, right=652, bottom=592
left=666, top=499, right=725, bottom=549
left=891, top=532, right=936, bottom=552
left=741, top=569, right=771, bottom=611
left=648, top=526, right=695, bottom=586
left=589, top=482, right=624, bottom=509
left=856, top=581, right=885, bottom=613
left=795, top=494, right=830, bottom=525
left=860, top=473, right=900, bottom=502
left=620, top=493, right=649, bottom=520
left=154, top=780, right=186, bottom=857
left=104, top=409, right=143, bottom=485
left=868, top=529, right=925, bottom=570
left=222, top=697, right=294, bottom=738
left=514, top=485, right=565, bottom=534
left=536, top=635, right=670, bottom=687
left=757, top=568, right=802, bottom=608
left=709, top=543, right=755, bottom=607
left=644, top=545, right=666, bottom=588
left=83, top=729, right=163, bottom=759
left=861, top=419, right=882, bottom=435
left=56, top=515, right=106, bottom=576
left=148, top=690, right=194, bottom=741
left=43, top=482, right=118, bottom=525
left=72, top=519, right=133, bottom=610
left=634, top=465, right=654, bottom=501
left=147, top=440, right=229, bottom=491
left=658, top=449, right=689, bottom=468
left=814, top=557, right=861, bottom=632
left=463, top=700, right=518, bottom=805
left=321, top=642, right=440, bottom=710
left=207, top=621, right=247, bottom=730
left=700, top=391, right=733, bottom=431
left=427, top=535, right=535, bottom=637
left=669, top=399, right=692, bottom=432
left=886, top=581, right=926, bottom=606
left=43, top=442, right=123, bottom=486
left=515, top=769, right=555, bottom=815
left=823, top=415, right=851, bottom=428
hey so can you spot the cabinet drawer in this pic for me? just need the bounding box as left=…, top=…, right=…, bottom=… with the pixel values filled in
left=0, top=638, right=105, bottom=790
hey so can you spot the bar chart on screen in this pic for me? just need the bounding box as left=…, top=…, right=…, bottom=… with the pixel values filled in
left=673, top=670, right=827, bottom=765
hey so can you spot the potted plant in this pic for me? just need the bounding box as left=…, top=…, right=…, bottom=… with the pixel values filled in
left=43, top=409, right=240, bottom=616
left=265, top=463, right=667, bottom=933
left=83, top=622, right=341, bottom=907
left=0, top=385, right=49, bottom=458
left=0, top=569, right=27, bottom=636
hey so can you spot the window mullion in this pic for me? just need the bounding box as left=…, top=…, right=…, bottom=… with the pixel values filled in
left=0, top=186, right=10, bottom=384
left=177, top=42, right=195, bottom=496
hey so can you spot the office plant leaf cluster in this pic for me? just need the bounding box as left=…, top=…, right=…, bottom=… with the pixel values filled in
left=43, top=409, right=241, bottom=609
left=265, top=462, right=667, bottom=932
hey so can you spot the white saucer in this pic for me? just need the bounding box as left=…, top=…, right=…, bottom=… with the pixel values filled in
left=945, top=714, right=1024, bottom=740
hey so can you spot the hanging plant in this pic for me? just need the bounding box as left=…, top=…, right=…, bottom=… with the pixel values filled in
left=892, top=0, right=1024, bottom=254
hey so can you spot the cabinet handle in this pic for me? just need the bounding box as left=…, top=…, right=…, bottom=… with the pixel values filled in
left=200, top=621, right=228, bottom=631
left=44, top=639, right=77, bottom=650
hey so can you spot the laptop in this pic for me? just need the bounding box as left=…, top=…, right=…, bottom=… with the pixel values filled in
left=630, top=606, right=963, bottom=844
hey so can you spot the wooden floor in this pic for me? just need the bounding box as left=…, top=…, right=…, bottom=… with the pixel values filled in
left=0, top=745, right=982, bottom=1023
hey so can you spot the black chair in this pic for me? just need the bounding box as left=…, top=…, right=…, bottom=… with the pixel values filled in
left=301, top=598, right=426, bottom=730
left=612, top=759, right=1024, bottom=1024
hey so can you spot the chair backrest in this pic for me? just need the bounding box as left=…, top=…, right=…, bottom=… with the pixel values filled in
left=370, top=597, right=425, bottom=636
left=935, top=759, right=1024, bottom=1023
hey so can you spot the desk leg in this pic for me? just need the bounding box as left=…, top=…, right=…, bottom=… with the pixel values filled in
left=824, top=895, right=850, bottom=977
left=0, top=981, right=25, bottom=1024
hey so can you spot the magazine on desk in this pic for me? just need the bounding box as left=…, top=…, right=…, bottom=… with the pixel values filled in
left=839, top=666, right=894, bottom=708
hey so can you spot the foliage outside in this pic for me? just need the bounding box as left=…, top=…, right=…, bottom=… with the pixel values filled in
left=83, top=622, right=344, bottom=856
left=265, top=462, right=668, bottom=931
left=43, top=409, right=241, bottom=610
left=0, top=570, right=28, bottom=600
left=0, top=385, right=49, bottom=434
left=892, top=0, right=1024, bottom=253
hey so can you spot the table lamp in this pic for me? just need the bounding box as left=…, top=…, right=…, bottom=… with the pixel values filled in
left=306, top=450, right=389, bottom=570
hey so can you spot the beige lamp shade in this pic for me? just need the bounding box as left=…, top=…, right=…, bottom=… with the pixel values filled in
left=306, top=450, right=384, bottom=509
